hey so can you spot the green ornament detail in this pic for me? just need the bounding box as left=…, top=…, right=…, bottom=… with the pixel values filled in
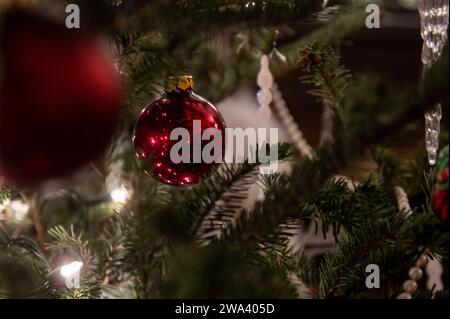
left=435, top=145, right=449, bottom=192
left=436, top=145, right=449, bottom=171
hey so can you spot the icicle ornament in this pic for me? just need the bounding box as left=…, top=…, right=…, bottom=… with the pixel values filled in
left=426, top=255, right=444, bottom=292
left=394, top=186, right=413, bottom=218
left=269, top=30, right=287, bottom=64
left=418, top=1, right=448, bottom=166
left=418, top=0, right=449, bottom=67
left=256, top=54, right=273, bottom=122
left=424, top=103, right=442, bottom=166
left=255, top=52, right=314, bottom=158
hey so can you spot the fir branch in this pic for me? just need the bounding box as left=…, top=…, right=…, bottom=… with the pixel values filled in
left=299, top=42, right=352, bottom=119
left=159, top=242, right=297, bottom=298
left=248, top=217, right=300, bottom=270
left=121, top=176, right=171, bottom=298
left=318, top=186, right=448, bottom=298
left=157, top=143, right=292, bottom=242
left=124, top=0, right=338, bottom=35
left=156, top=163, right=260, bottom=242
left=0, top=223, right=50, bottom=298
left=290, top=249, right=321, bottom=298
left=299, top=179, right=392, bottom=239
left=269, top=3, right=367, bottom=77
left=371, top=145, right=398, bottom=185
left=195, top=165, right=261, bottom=245
left=30, top=197, right=48, bottom=256
left=47, top=225, right=102, bottom=298
left=97, top=215, right=131, bottom=286
left=0, top=181, right=15, bottom=204
left=0, top=224, right=50, bottom=270
left=319, top=221, right=400, bottom=298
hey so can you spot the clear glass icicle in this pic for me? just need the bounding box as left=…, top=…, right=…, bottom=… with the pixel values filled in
left=418, top=0, right=448, bottom=165
left=418, top=0, right=449, bottom=67
left=424, top=103, right=442, bottom=166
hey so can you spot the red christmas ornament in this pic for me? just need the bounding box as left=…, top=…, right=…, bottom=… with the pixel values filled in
left=133, top=76, right=226, bottom=186
left=433, top=190, right=448, bottom=229
left=0, top=10, right=121, bottom=186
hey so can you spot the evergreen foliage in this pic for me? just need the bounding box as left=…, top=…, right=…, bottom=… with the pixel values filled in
left=0, top=0, right=448, bottom=299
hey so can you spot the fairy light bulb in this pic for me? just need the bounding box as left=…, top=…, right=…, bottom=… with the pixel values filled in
left=10, top=199, right=29, bottom=222
left=110, top=184, right=131, bottom=204
left=60, top=261, right=83, bottom=279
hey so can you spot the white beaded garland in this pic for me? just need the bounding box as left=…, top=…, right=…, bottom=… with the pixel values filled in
left=415, top=254, right=429, bottom=268
left=394, top=183, right=429, bottom=299
left=397, top=292, right=412, bottom=299
left=408, top=267, right=424, bottom=281
left=403, top=280, right=418, bottom=294
left=396, top=256, right=427, bottom=299
left=394, top=188, right=428, bottom=299
left=271, top=82, right=315, bottom=160
left=392, top=182, right=447, bottom=299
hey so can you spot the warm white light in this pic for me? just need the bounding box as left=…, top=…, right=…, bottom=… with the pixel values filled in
left=10, top=199, right=29, bottom=222
left=0, top=198, right=11, bottom=211
left=60, top=261, right=83, bottom=279
left=110, top=185, right=130, bottom=204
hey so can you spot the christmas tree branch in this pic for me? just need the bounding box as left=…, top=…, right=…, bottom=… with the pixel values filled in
left=216, top=43, right=446, bottom=274
left=117, top=0, right=336, bottom=34
left=154, top=144, right=293, bottom=243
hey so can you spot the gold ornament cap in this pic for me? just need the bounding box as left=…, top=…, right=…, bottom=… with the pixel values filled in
left=164, top=75, right=194, bottom=93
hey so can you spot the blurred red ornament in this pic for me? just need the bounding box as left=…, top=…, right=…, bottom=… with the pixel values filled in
left=432, top=146, right=449, bottom=230
left=0, top=10, right=121, bottom=186
left=436, top=167, right=449, bottom=183
left=433, top=189, right=448, bottom=230
left=133, top=76, right=226, bottom=186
